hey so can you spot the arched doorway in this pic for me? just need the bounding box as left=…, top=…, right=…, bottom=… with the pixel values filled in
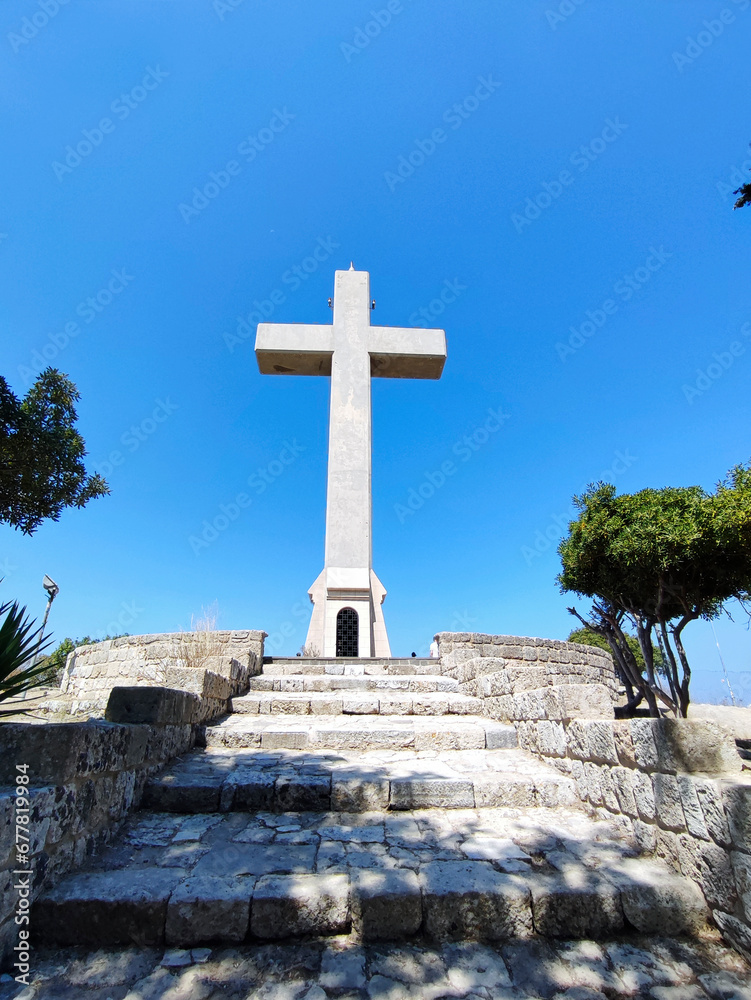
left=336, top=607, right=358, bottom=657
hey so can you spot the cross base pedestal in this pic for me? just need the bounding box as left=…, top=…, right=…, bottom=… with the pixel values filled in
left=304, top=568, right=391, bottom=658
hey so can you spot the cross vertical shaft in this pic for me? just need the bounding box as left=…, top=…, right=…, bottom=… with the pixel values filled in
left=325, top=269, right=373, bottom=574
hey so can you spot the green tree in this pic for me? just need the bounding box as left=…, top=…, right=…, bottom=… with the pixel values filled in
left=567, top=626, right=665, bottom=677
left=38, top=633, right=130, bottom=686
left=0, top=601, right=52, bottom=716
left=0, top=368, right=108, bottom=534
left=734, top=145, right=751, bottom=209
left=558, top=463, right=751, bottom=718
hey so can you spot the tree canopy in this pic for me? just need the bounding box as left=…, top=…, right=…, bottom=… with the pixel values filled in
left=558, top=463, right=751, bottom=717
left=0, top=369, right=108, bottom=534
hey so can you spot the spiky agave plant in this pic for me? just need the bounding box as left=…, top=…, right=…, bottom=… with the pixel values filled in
left=0, top=600, right=52, bottom=717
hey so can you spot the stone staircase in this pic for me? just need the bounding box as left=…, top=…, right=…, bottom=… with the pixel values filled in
left=33, top=656, right=713, bottom=951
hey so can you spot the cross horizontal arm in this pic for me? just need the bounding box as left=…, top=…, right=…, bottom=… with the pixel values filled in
left=256, top=323, right=334, bottom=375
left=368, top=326, right=447, bottom=379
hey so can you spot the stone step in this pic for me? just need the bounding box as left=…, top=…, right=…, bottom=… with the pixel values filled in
left=202, top=714, right=516, bottom=752
left=231, top=690, right=481, bottom=717
left=248, top=673, right=459, bottom=694
left=33, top=804, right=711, bottom=948
left=262, top=658, right=440, bottom=677
left=143, top=746, right=577, bottom=813
left=22, top=936, right=751, bottom=998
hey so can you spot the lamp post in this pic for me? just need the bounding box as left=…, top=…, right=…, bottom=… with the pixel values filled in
left=41, top=575, right=59, bottom=634
left=32, top=575, right=59, bottom=667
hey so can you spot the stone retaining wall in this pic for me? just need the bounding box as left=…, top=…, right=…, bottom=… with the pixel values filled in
left=0, top=715, right=196, bottom=966
left=435, top=632, right=620, bottom=721
left=60, top=630, right=266, bottom=715
left=517, top=714, right=751, bottom=958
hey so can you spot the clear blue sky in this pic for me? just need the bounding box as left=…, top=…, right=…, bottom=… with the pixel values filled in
left=2, top=0, right=750, bottom=704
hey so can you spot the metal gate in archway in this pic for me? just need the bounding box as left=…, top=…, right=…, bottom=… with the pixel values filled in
left=336, top=607, right=358, bottom=657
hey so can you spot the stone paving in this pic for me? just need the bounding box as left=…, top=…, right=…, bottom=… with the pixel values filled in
left=204, top=715, right=516, bottom=752
left=143, top=747, right=578, bottom=813
left=33, top=803, right=711, bottom=949
left=3, top=934, right=750, bottom=999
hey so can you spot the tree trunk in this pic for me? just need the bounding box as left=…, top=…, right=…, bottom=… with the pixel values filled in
left=671, top=616, right=695, bottom=719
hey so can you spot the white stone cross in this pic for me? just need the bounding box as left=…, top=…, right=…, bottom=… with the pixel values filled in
left=255, top=265, right=446, bottom=657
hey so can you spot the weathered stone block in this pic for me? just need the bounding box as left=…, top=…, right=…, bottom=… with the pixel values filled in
left=420, top=861, right=532, bottom=941
left=653, top=773, right=687, bottom=832
left=547, top=685, right=614, bottom=723
left=564, top=720, right=589, bottom=761
left=583, top=762, right=603, bottom=806
left=331, top=774, right=390, bottom=812
left=250, top=873, right=350, bottom=938
left=33, top=867, right=186, bottom=946
left=530, top=875, right=624, bottom=938
left=629, top=719, right=659, bottom=771
left=676, top=775, right=709, bottom=840
left=390, top=779, right=474, bottom=810
left=351, top=869, right=422, bottom=939
left=274, top=774, right=331, bottom=811
left=535, top=720, right=566, bottom=757
left=584, top=721, right=619, bottom=764
left=678, top=835, right=737, bottom=912
left=611, top=767, right=638, bottom=818
left=485, top=724, right=517, bottom=749
left=599, top=766, right=620, bottom=812
left=695, top=779, right=732, bottom=848
left=511, top=691, right=547, bottom=721
left=222, top=773, right=275, bottom=811
left=142, top=773, right=222, bottom=813
left=632, top=819, right=657, bottom=853
left=731, top=851, right=751, bottom=922
left=722, top=777, right=751, bottom=849
left=613, top=858, right=710, bottom=935
left=715, top=914, right=751, bottom=970
left=0, top=723, right=90, bottom=785
left=570, top=759, right=587, bottom=802
left=166, top=874, right=253, bottom=945
left=654, top=719, right=742, bottom=776
left=106, top=687, right=201, bottom=726
left=632, top=770, right=656, bottom=821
